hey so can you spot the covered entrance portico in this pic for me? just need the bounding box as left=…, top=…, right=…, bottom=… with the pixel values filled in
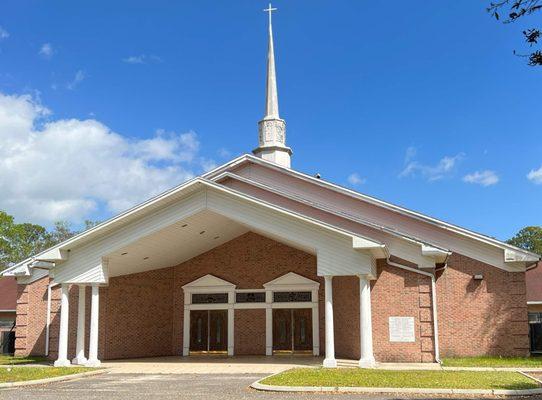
left=25, top=179, right=385, bottom=368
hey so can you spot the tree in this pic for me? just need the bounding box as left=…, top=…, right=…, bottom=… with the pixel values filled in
left=0, top=211, right=51, bottom=270
left=488, top=0, right=542, bottom=65
left=507, top=226, right=542, bottom=255
left=0, top=210, right=101, bottom=271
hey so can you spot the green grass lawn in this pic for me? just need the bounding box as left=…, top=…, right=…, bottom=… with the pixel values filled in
left=261, top=368, right=539, bottom=390
left=0, top=367, right=93, bottom=383
left=442, top=356, right=542, bottom=368
left=0, top=355, right=48, bottom=365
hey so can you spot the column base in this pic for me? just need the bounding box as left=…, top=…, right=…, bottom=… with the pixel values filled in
left=53, top=359, right=71, bottom=367
left=358, top=357, right=376, bottom=368
left=72, top=356, right=88, bottom=365
left=85, top=359, right=101, bottom=368
left=323, top=358, right=337, bottom=368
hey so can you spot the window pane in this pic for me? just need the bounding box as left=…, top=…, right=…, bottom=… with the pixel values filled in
left=273, top=291, right=311, bottom=303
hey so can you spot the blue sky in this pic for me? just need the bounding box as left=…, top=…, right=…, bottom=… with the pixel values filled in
left=0, top=1, right=540, bottom=241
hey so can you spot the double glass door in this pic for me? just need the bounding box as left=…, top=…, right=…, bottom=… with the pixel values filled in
left=189, top=310, right=228, bottom=354
left=272, top=308, right=312, bottom=354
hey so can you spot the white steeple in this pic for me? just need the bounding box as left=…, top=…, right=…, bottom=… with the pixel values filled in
left=253, top=3, right=292, bottom=168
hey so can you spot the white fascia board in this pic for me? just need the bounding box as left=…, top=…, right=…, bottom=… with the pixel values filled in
left=421, top=244, right=451, bottom=264
left=3, top=178, right=208, bottom=276
left=229, top=155, right=540, bottom=262
left=4, top=156, right=253, bottom=276
left=202, top=179, right=369, bottom=246
left=352, top=237, right=388, bottom=259
left=2, top=263, right=30, bottom=277
left=37, top=248, right=68, bottom=262
left=505, top=248, right=540, bottom=263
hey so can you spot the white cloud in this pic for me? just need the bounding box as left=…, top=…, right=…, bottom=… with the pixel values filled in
left=0, top=26, right=9, bottom=40
left=0, top=91, right=209, bottom=224
left=218, top=148, right=231, bottom=158
left=527, top=166, right=542, bottom=184
left=122, top=54, right=162, bottom=64
left=39, top=43, right=54, bottom=59
left=400, top=150, right=464, bottom=182
left=66, top=70, right=85, bottom=90
left=463, top=170, right=499, bottom=186
left=347, top=173, right=366, bottom=186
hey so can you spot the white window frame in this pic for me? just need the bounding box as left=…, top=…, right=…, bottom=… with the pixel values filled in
left=181, top=272, right=320, bottom=357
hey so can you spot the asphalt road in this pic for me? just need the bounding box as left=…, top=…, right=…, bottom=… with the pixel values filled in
left=0, top=373, right=537, bottom=400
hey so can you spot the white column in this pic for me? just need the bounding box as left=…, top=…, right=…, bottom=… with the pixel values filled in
left=265, top=290, right=272, bottom=356
left=358, top=275, right=376, bottom=367
left=323, top=275, right=337, bottom=367
left=265, top=308, right=273, bottom=356
left=72, top=285, right=87, bottom=365
left=86, top=284, right=101, bottom=367
left=54, top=284, right=71, bottom=367
left=227, top=307, right=234, bottom=356
left=182, top=307, right=190, bottom=356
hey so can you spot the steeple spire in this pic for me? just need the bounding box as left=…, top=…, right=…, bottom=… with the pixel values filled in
left=253, top=3, right=292, bottom=168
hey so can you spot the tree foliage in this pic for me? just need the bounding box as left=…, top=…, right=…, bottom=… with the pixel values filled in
left=0, top=210, right=100, bottom=271
left=507, top=226, right=542, bottom=256
left=488, top=0, right=542, bottom=65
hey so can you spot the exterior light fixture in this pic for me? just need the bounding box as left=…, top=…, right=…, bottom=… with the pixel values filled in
left=473, top=274, right=483, bottom=280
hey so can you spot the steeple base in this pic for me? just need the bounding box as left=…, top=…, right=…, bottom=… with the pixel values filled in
left=252, top=145, right=292, bottom=168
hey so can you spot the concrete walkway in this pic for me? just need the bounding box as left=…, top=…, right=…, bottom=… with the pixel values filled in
left=101, top=356, right=322, bottom=374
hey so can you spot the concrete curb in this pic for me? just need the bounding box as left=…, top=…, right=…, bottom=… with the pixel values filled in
left=0, top=369, right=108, bottom=389
left=251, top=379, right=542, bottom=396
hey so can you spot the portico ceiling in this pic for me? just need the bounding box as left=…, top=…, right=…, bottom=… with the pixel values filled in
left=105, top=210, right=249, bottom=278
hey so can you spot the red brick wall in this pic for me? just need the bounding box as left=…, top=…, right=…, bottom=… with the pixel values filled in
left=333, top=276, right=360, bottom=360
left=371, top=260, right=435, bottom=363
left=171, top=232, right=324, bottom=356
left=14, top=234, right=529, bottom=362
left=234, top=309, right=266, bottom=355
left=437, top=253, right=529, bottom=357
left=99, top=268, right=175, bottom=360
left=14, top=277, right=50, bottom=357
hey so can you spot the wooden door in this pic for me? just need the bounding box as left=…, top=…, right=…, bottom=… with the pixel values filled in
left=190, top=310, right=208, bottom=352
left=272, top=309, right=292, bottom=352
left=208, top=310, right=228, bottom=352
left=293, top=309, right=312, bottom=352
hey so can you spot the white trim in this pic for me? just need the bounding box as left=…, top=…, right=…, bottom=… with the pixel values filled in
left=181, top=272, right=319, bottom=357
left=528, top=301, right=542, bottom=305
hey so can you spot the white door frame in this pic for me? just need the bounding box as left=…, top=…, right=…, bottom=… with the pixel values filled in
left=182, top=272, right=320, bottom=357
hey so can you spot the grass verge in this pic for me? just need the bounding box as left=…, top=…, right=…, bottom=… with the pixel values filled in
left=260, top=368, right=539, bottom=390
left=0, top=355, right=48, bottom=365
left=442, top=356, right=542, bottom=368
left=0, top=367, right=93, bottom=383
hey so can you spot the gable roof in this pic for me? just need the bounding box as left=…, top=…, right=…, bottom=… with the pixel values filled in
left=205, top=154, right=540, bottom=264
left=2, top=154, right=539, bottom=280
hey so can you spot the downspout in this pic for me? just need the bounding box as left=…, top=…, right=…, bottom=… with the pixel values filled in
left=386, top=258, right=443, bottom=364
left=45, top=282, right=59, bottom=357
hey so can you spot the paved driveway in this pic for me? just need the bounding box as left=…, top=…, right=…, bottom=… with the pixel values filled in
left=1, top=372, right=538, bottom=400
left=101, top=355, right=323, bottom=374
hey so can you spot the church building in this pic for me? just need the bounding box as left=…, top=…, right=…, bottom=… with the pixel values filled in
left=2, top=6, right=540, bottom=368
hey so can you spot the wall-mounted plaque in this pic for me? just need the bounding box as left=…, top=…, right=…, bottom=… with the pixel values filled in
left=388, top=317, right=415, bottom=342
